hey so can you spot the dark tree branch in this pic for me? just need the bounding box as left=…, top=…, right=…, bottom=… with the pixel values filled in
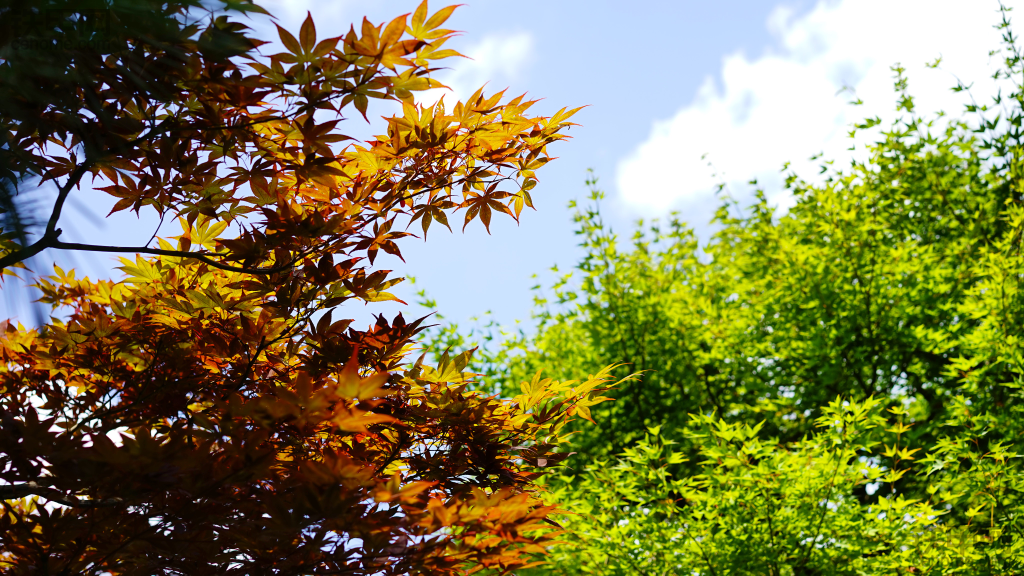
left=0, top=481, right=123, bottom=508
left=0, top=158, right=94, bottom=271
left=45, top=158, right=92, bottom=238
left=0, top=229, right=302, bottom=275
left=50, top=238, right=301, bottom=274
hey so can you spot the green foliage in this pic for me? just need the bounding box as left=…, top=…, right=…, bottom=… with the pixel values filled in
left=416, top=6, right=1024, bottom=574
left=448, top=69, right=1015, bottom=458
left=540, top=397, right=1024, bottom=575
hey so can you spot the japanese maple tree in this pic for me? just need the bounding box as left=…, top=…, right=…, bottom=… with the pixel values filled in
left=0, top=1, right=612, bottom=574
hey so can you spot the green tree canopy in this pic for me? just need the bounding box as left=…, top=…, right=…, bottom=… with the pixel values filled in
left=420, top=7, right=1024, bottom=574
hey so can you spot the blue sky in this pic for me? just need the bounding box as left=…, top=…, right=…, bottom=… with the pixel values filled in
left=4, top=0, right=1019, bottom=332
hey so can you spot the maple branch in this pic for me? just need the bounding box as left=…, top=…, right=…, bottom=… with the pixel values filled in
left=0, top=74, right=422, bottom=274
left=49, top=237, right=301, bottom=274
left=0, top=481, right=124, bottom=508
left=0, top=228, right=304, bottom=275
left=374, top=427, right=410, bottom=475
left=45, top=161, right=91, bottom=239
left=223, top=335, right=270, bottom=398
left=0, top=159, right=93, bottom=271
left=0, top=113, right=175, bottom=272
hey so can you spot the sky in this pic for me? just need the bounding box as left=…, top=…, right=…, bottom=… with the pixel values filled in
left=3, top=0, right=1020, bottom=333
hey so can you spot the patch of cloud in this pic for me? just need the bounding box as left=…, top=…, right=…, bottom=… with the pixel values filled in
left=616, top=0, right=1021, bottom=218
left=421, top=32, right=534, bottom=108
left=252, top=0, right=357, bottom=38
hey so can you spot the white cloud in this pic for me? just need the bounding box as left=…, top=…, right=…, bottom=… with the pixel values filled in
left=421, top=32, right=534, bottom=107
left=254, top=0, right=356, bottom=36
left=617, top=0, right=1021, bottom=217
